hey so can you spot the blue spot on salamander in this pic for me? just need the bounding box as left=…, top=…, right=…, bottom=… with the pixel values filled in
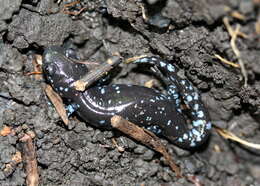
left=99, top=120, right=106, bottom=124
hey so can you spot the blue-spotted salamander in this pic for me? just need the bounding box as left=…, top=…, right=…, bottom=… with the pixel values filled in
left=42, top=46, right=212, bottom=149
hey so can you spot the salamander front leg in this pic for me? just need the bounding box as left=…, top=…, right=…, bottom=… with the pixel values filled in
left=65, top=103, right=78, bottom=117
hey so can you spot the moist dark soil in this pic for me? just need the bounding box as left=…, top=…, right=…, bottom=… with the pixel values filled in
left=0, top=0, right=260, bottom=185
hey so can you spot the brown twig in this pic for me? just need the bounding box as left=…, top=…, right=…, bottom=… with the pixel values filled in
left=73, top=54, right=122, bottom=91
left=111, top=115, right=182, bottom=177
left=26, top=54, right=43, bottom=80
left=26, top=71, right=42, bottom=76
left=124, top=55, right=147, bottom=64
left=44, top=85, right=69, bottom=125
left=73, top=53, right=147, bottom=91
left=20, top=134, right=39, bottom=186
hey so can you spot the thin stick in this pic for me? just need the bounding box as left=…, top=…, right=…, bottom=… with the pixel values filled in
left=26, top=71, right=42, bottom=76
left=73, top=54, right=148, bottom=91
left=124, top=55, right=147, bottom=64
left=215, top=126, right=260, bottom=150
left=73, top=55, right=122, bottom=91
left=230, top=11, right=246, bottom=21
left=255, top=20, right=260, bottom=34
left=27, top=54, right=43, bottom=80
left=214, top=54, right=240, bottom=68
left=230, top=25, right=248, bottom=87
left=223, top=17, right=234, bottom=36
left=20, top=134, right=39, bottom=186
left=223, top=17, right=248, bottom=38
left=223, top=17, right=248, bottom=87
left=111, top=115, right=182, bottom=177
left=44, top=85, right=69, bottom=125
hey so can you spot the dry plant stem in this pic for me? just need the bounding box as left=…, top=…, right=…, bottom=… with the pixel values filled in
left=230, top=11, right=246, bottom=21
left=73, top=55, right=122, bottom=91
left=214, top=126, right=260, bottom=150
left=111, top=138, right=125, bottom=152
left=223, top=17, right=248, bottom=38
left=20, top=134, right=39, bottom=186
left=26, top=72, right=42, bottom=76
left=140, top=4, right=148, bottom=21
left=214, top=54, right=240, bottom=68
left=49, top=53, right=146, bottom=91
left=223, top=17, right=234, bottom=35
left=255, top=20, right=260, bottom=34
left=230, top=25, right=248, bottom=87
left=44, top=85, right=69, bottom=124
left=111, top=115, right=182, bottom=178
left=27, top=54, right=43, bottom=80
left=124, top=55, right=147, bottom=64
left=223, top=17, right=248, bottom=87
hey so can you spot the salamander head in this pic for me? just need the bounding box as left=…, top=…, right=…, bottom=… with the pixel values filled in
left=42, top=46, right=88, bottom=98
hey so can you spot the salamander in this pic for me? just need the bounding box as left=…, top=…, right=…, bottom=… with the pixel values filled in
left=42, top=46, right=212, bottom=149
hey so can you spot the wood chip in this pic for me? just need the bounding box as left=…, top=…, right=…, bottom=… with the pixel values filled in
left=144, top=79, right=156, bottom=88
left=0, top=126, right=12, bottom=136
left=12, top=151, right=22, bottom=163
left=44, top=85, right=69, bottom=125
left=20, top=134, right=39, bottom=186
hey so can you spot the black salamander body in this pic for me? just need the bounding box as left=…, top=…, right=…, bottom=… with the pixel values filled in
left=42, top=46, right=212, bottom=149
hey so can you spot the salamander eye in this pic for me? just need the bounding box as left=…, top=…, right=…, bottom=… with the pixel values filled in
left=44, top=64, right=56, bottom=75
left=65, top=48, right=79, bottom=60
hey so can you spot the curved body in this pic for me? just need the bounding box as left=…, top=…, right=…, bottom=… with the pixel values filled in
left=42, top=46, right=212, bottom=149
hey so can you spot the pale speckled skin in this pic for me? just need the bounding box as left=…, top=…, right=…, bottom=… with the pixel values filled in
left=42, top=46, right=212, bottom=149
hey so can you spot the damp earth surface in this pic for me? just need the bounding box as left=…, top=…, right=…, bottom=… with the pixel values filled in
left=0, top=0, right=260, bottom=185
